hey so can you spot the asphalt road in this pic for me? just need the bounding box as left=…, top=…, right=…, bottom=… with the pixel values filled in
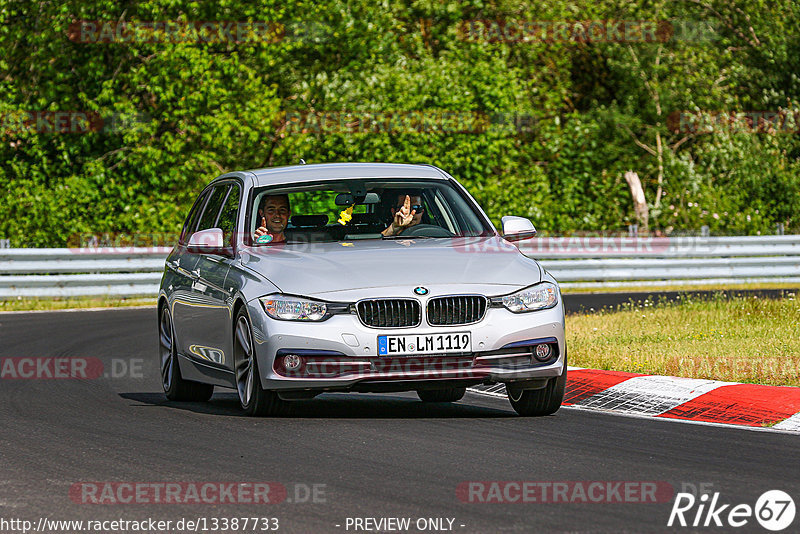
left=1, top=307, right=798, bottom=533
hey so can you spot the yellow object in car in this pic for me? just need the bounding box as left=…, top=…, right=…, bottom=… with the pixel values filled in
left=338, top=205, right=354, bottom=225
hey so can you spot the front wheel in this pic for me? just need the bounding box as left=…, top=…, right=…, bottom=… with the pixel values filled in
left=159, top=305, right=214, bottom=402
left=507, top=364, right=566, bottom=417
left=417, top=387, right=466, bottom=403
left=234, top=309, right=291, bottom=416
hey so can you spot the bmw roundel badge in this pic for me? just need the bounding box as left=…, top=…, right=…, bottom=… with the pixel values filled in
left=413, top=287, right=429, bottom=296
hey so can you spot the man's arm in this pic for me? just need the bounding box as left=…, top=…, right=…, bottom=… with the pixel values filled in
left=382, top=195, right=416, bottom=236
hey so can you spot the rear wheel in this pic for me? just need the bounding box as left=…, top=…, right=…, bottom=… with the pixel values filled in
left=234, top=308, right=291, bottom=416
left=159, top=305, right=214, bottom=402
left=507, top=363, right=566, bottom=417
left=417, top=387, right=466, bottom=403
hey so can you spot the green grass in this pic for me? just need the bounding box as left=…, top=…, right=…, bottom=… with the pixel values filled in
left=568, top=293, right=800, bottom=386
left=0, top=296, right=155, bottom=312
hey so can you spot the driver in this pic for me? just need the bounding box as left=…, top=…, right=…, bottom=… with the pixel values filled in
left=381, top=193, right=424, bottom=237
left=254, top=194, right=291, bottom=243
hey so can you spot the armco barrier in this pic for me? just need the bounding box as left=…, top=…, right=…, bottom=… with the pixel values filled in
left=0, top=247, right=171, bottom=298
left=0, top=236, right=798, bottom=298
left=517, top=235, right=800, bottom=288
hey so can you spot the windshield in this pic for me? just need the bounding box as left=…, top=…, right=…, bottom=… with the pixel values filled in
left=249, top=178, right=493, bottom=245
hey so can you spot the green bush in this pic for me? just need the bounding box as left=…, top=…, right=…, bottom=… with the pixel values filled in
left=1, top=0, right=798, bottom=245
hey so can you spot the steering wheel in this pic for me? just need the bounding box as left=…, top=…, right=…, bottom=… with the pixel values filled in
left=400, top=224, right=454, bottom=238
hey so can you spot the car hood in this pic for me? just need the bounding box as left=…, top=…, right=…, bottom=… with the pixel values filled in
left=238, top=236, right=542, bottom=298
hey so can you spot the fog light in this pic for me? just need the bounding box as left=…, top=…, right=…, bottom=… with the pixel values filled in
left=283, top=354, right=302, bottom=370
left=534, top=344, right=552, bottom=362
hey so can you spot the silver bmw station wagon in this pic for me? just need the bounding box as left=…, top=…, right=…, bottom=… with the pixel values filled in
left=158, top=163, right=566, bottom=416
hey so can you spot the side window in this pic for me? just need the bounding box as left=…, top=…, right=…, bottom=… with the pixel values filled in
left=196, top=185, right=230, bottom=232
left=217, top=184, right=241, bottom=245
left=180, top=190, right=210, bottom=243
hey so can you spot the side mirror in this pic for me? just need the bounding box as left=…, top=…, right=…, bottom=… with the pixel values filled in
left=187, top=228, right=231, bottom=256
left=501, top=216, right=537, bottom=242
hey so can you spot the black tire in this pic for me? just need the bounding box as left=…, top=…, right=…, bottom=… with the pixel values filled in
left=233, top=308, right=291, bottom=417
left=159, top=305, right=214, bottom=402
left=417, top=387, right=466, bottom=403
left=507, top=363, right=567, bottom=417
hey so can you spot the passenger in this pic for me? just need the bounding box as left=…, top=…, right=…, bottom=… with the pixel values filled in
left=254, top=194, right=291, bottom=243
left=381, top=194, right=424, bottom=237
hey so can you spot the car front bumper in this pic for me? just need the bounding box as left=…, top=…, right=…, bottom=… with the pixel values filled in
left=246, top=298, right=566, bottom=392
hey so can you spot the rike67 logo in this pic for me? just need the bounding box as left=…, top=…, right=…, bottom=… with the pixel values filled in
left=668, top=489, right=795, bottom=531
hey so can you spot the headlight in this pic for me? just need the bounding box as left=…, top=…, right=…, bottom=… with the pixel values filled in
left=493, top=282, right=558, bottom=313
left=260, top=295, right=329, bottom=321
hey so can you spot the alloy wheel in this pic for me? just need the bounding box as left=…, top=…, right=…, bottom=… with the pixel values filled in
left=235, top=315, right=255, bottom=407
left=159, top=308, right=174, bottom=392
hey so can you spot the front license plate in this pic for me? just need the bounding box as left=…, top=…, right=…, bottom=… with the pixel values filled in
left=377, top=332, right=472, bottom=356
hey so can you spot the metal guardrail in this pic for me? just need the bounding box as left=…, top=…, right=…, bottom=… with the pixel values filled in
left=517, top=235, right=800, bottom=259
left=0, top=247, right=171, bottom=298
left=0, top=236, right=798, bottom=298
left=517, top=235, right=800, bottom=288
